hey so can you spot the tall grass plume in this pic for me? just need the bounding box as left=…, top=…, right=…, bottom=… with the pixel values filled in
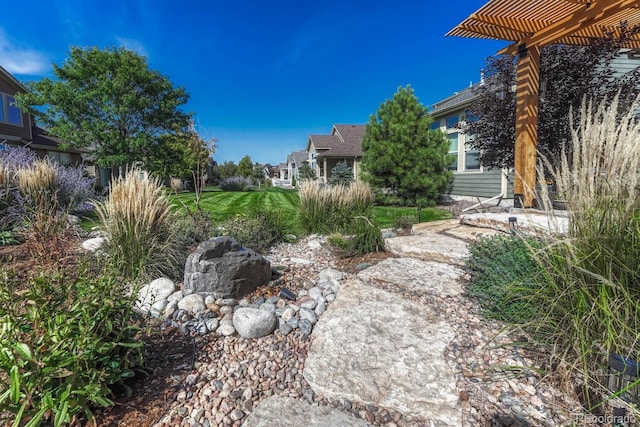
left=95, top=169, right=181, bottom=281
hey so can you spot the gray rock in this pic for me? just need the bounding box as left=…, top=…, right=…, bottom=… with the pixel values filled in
left=217, top=323, right=236, bottom=336
left=299, top=307, right=317, bottom=324
left=266, top=296, right=280, bottom=304
left=151, top=299, right=168, bottom=312
left=259, top=302, right=277, bottom=313
left=233, top=307, right=277, bottom=339
left=195, top=321, right=209, bottom=334
left=315, top=302, right=326, bottom=316
left=168, top=290, right=184, bottom=303
left=325, top=294, right=336, bottom=303
left=204, top=294, right=216, bottom=304
left=243, top=397, right=371, bottom=427
left=164, top=301, right=178, bottom=317
left=183, top=237, right=271, bottom=298
left=220, top=298, right=237, bottom=306
left=287, top=316, right=300, bottom=328
left=300, top=299, right=317, bottom=310
left=319, top=268, right=343, bottom=282
left=137, top=278, right=176, bottom=308
left=177, top=293, right=206, bottom=314
left=81, top=236, right=107, bottom=252
left=304, top=278, right=460, bottom=426
left=281, top=307, right=296, bottom=322
left=238, top=298, right=251, bottom=306
left=205, top=318, right=219, bottom=333
left=278, top=319, right=293, bottom=336
left=308, top=287, right=323, bottom=300
left=298, top=319, right=313, bottom=336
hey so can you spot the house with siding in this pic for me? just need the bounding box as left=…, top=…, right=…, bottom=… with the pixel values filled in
left=306, top=124, right=365, bottom=183
left=430, top=84, right=513, bottom=203
left=0, top=64, right=83, bottom=164
left=431, top=49, right=640, bottom=204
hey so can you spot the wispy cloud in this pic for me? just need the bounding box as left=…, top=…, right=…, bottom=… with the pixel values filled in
left=0, top=29, right=49, bottom=75
left=115, top=37, right=149, bottom=58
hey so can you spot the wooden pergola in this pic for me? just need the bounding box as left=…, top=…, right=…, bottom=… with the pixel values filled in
left=447, top=0, right=640, bottom=207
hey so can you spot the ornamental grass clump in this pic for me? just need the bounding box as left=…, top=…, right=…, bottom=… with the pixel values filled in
left=527, top=95, right=640, bottom=409
left=95, top=169, right=181, bottom=281
left=298, top=180, right=374, bottom=233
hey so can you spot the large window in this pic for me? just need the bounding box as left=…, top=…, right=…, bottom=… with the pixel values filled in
left=0, top=93, right=22, bottom=126
left=448, top=132, right=459, bottom=171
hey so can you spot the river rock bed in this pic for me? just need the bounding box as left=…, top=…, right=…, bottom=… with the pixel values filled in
left=144, top=234, right=592, bottom=426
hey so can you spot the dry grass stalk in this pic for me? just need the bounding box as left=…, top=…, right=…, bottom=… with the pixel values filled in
left=15, top=158, right=57, bottom=198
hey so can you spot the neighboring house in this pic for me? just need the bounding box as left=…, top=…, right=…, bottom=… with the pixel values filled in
left=430, top=83, right=513, bottom=203
left=285, top=150, right=308, bottom=185
left=306, top=124, right=366, bottom=183
left=0, top=64, right=83, bottom=165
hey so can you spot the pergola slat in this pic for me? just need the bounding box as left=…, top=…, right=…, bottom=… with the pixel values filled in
left=447, top=0, right=640, bottom=207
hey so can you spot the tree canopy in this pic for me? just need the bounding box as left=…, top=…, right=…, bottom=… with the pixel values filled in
left=361, top=85, right=453, bottom=206
left=466, top=28, right=640, bottom=169
left=298, top=163, right=317, bottom=181
left=237, top=155, right=254, bottom=177
left=16, top=46, right=191, bottom=169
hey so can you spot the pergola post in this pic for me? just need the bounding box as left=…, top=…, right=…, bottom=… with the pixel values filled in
left=514, top=44, right=540, bottom=208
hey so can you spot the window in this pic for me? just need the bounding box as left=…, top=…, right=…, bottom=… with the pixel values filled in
left=0, top=93, right=22, bottom=126
left=448, top=132, right=459, bottom=171
left=465, top=150, right=481, bottom=170
left=465, top=110, right=479, bottom=123
left=430, top=120, right=441, bottom=130
left=446, top=114, right=459, bottom=129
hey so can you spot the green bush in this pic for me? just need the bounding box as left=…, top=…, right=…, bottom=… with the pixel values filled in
left=0, top=267, right=144, bottom=426
left=347, top=216, right=385, bottom=256
left=393, top=215, right=416, bottom=230
left=216, top=209, right=296, bottom=253
left=94, top=169, right=182, bottom=281
left=466, top=234, right=544, bottom=323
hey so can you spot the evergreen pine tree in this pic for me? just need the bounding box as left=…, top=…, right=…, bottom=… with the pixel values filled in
left=361, top=85, right=453, bottom=206
left=328, top=160, right=354, bottom=185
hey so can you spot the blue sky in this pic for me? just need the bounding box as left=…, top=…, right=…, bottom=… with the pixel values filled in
left=1, top=0, right=506, bottom=165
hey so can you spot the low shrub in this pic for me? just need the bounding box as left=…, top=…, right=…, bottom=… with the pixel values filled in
left=94, top=169, right=182, bottom=281
left=215, top=209, right=296, bottom=253
left=393, top=214, right=416, bottom=230
left=0, top=266, right=144, bottom=426
left=466, top=234, right=544, bottom=323
left=219, top=176, right=253, bottom=192
left=348, top=216, right=385, bottom=256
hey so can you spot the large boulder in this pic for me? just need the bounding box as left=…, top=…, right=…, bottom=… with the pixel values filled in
left=184, top=237, right=271, bottom=298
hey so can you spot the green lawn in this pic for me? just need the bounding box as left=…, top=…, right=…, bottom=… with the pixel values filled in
left=171, top=187, right=300, bottom=222
left=170, top=187, right=452, bottom=228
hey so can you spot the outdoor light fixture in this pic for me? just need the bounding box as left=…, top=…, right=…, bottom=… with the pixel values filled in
left=508, top=216, right=518, bottom=234
left=608, top=353, right=639, bottom=426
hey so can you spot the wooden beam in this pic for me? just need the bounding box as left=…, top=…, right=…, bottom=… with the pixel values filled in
left=499, top=0, right=640, bottom=55
left=471, top=12, right=553, bottom=35
left=514, top=44, right=540, bottom=208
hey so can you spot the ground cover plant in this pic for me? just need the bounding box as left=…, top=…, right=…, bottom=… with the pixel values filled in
left=0, top=266, right=144, bottom=426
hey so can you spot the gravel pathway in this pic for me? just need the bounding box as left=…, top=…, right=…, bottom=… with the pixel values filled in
left=152, top=233, right=588, bottom=427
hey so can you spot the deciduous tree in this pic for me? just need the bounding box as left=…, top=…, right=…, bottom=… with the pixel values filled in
left=361, top=85, right=453, bottom=206
left=237, top=155, right=254, bottom=177
left=16, top=46, right=190, bottom=169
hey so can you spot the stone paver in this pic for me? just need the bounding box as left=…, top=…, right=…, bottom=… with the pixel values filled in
left=357, top=257, right=465, bottom=296
left=304, top=278, right=460, bottom=426
left=385, top=232, right=469, bottom=265
left=242, top=396, right=371, bottom=427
